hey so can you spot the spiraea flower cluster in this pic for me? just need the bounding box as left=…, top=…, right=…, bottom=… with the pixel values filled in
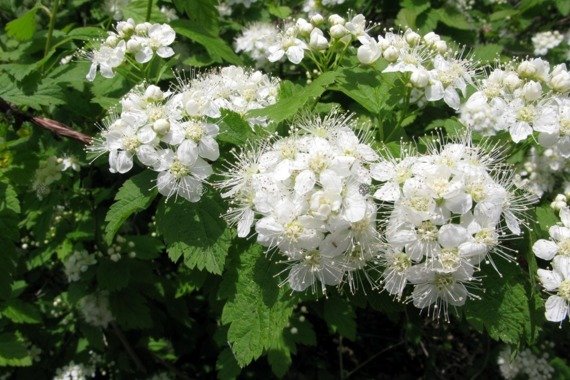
left=90, top=66, right=279, bottom=201
left=357, top=29, right=476, bottom=110
left=86, top=18, right=175, bottom=81
left=64, top=250, right=97, bottom=282
left=218, top=112, right=381, bottom=293
left=497, top=345, right=554, bottom=380
left=532, top=31, right=564, bottom=56
left=374, top=137, right=533, bottom=318
left=266, top=13, right=369, bottom=68
left=234, top=22, right=280, bottom=67
left=78, top=292, right=114, bottom=328
left=460, top=59, right=570, bottom=152
left=533, top=206, right=570, bottom=323
left=513, top=146, right=570, bottom=198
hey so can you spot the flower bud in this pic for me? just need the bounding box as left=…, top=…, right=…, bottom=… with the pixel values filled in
left=153, top=119, right=170, bottom=134
left=296, top=18, right=313, bottom=35
left=309, top=29, right=328, bottom=50
left=404, top=30, right=421, bottom=46
left=503, top=72, right=521, bottom=91
left=423, top=32, right=440, bottom=46
left=411, top=69, right=429, bottom=88
left=517, top=61, right=536, bottom=78
left=135, top=22, right=151, bottom=35
left=550, top=70, right=570, bottom=93
left=310, top=14, right=324, bottom=25
left=357, top=43, right=381, bottom=64
left=435, top=40, right=448, bottom=54
left=105, top=35, right=119, bottom=47
left=521, top=81, right=542, bottom=101
left=145, top=85, right=163, bottom=101
left=382, top=46, right=399, bottom=62
left=126, top=38, right=141, bottom=53
left=328, top=14, right=345, bottom=25
left=329, top=24, right=348, bottom=39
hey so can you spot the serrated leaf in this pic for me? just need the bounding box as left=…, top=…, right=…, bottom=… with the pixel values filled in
left=248, top=70, right=340, bottom=123
left=123, top=0, right=166, bottom=22
left=104, top=170, right=158, bottom=245
left=110, top=291, right=152, bottom=330
left=267, top=335, right=292, bottom=378
left=220, top=242, right=295, bottom=367
left=323, top=295, right=356, bottom=340
left=1, top=299, right=41, bottom=324
left=435, top=7, right=474, bottom=30
left=125, top=235, right=163, bottom=260
left=172, top=19, right=241, bottom=65
left=5, top=7, right=37, bottom=42
left=216, top=348, right=241, bottom=380
left=97, top=259, right=131, bottom=291
left=465, top=261, right=536, bottom=345
left=217, top=109, right=257, bottom=145
left=267, top=4, right=291, bottom=18
left=0, top=333, right=32, bottom=367
left=155, top=193, right=232, bottom=274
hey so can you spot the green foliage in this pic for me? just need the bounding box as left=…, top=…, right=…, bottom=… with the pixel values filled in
left=0, top=333, right=32, bottom=367
left=248, top=70, right=340, bottom=123
left=155, top=193, right=233, bottom=274
left=219, top=242, right=295, bottom=368
left=104, top=170, right=158, bottom=245
left=5, top=7, right=37, bottom=42
left=323, top=294, right=357, bottom=340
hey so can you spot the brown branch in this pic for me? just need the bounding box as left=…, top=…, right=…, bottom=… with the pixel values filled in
left=0, top=97, right=93, bottom=145
left=111, top=321, right=147, bottom=374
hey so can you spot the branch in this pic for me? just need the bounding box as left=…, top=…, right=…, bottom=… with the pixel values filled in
left=0, top=97, right=93, bottom=145
left=111, top=321, right=147, bottom=374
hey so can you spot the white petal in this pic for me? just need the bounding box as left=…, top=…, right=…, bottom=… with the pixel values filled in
left=373, top=182, right=401, bottom=202
left=533, top=239, right=558, bottom=260
left=294, top=170, right=316, bottom=195
left=545, top=295, right=568, bottom=322
left=537, top=269, right=563, bottom=291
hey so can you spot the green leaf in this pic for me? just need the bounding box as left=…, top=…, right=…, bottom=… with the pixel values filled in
left=155, top=193, right=232, bottom=274
left=216, top=348, right=242, bottom=380
left=110, top=291, right=152, bottom=330
left=465, top=260, right=537, bottom=345
left=217, top=109, right=257, bottom=145
left=5, top=7, right=37, bottom=42
left=267, top=4, right=291, bottom=18
left=323, top=295, right=356, bottom=340
left=220, top=241, right=295, bottom=367
left=556, top=0, right=570, bottom=15
left=471, top=44, right=503, bottom=63
left=171, top=19, right=241, bottom=65
left=331, top=65, right=392, bottom=114
left=1, top=299, right=42, bottom=324
left=0, top=333, right=32, bottom=367
left=125, top=235, right=163, bottom=260
left=97, top=259, right=131, bottom=291
left=173, top=0, right=219, bottom=36
left=104, top=170, right=158, bottom=245
left=267, top=334, right=293, bottom=378
left=248, top=71, right=340, bottom=123
left=123, top=0, right=167, bottom=22
left=434, top=7, right=474, bottom=30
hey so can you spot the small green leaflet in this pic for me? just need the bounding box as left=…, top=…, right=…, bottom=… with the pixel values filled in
left=104, top=170, right=158, bottom=245
left=5, top=7, right=38, bottom=42
left=155, top=192, right=233, bottom=274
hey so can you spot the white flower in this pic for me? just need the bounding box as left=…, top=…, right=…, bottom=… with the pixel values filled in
left=134, top=24, right=176, bottom=63
left=234, top=22, right=280, bottom=65
left=64, top=251, right=97, bottom=282
left=267, top=32, right=308, bottom=64
left=533, top=207, right=570, bottom=260
left=86, top=41, right=126, bottom=81
left=532, top=30, right=564, bottom=56
left=78, top=293, right=114, bottom=328
left=155, top=147, right=213, bottom=202
left=538, top=255, right=570, bottom=322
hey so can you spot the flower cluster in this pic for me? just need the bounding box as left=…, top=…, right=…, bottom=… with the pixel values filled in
left=374, top=137, right=532, bottom=318
left=497, top=345, right=554, bottom=380
left=266, top=13, right=369, bottom=67
left=64, top=251, right=97, bottom=282
left=532, top=31, right=564, bottom=56
left=78, top=293, right=114, bottom=328
left=86, top=18, right=175, bottom=81
left=91, top=67, right=279, bottom=201
left=54, top=362, right=96, bottom=380
left=513, top=146, right=570, bottom=198
left=460, top=59, right=570, bottom=152
left=357, top=29, right=476, bottom=110
left=234, top=22, right=280, bottom=67
left=533, top=206, right=570, bottom=323
left=218, top=112, right=381, bottom=292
